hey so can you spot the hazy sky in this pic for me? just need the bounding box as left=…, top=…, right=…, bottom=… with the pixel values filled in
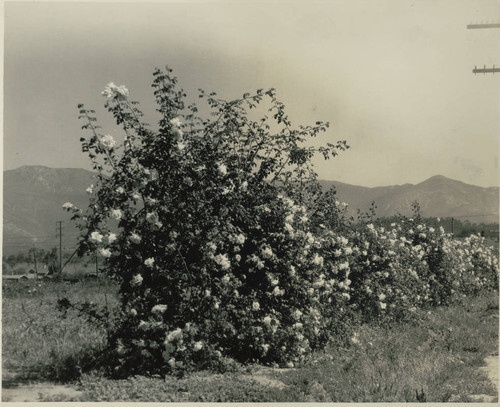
left=3, top=0, right=500, bottom=187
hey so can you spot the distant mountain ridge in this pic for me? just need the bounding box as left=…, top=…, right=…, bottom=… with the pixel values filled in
left=3, top=166, right=499, bottom=255
left=319, top=175, right=499, bottom=223
left=3, top=166, right=96, bottom=255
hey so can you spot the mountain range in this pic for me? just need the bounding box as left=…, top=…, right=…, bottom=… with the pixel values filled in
left=3, top=166, right=499, bottom=255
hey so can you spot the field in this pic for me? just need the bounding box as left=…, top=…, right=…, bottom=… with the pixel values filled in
left=2, top=276, right=498, bottom=402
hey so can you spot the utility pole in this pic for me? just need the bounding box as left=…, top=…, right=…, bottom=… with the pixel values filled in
left=467, top=22, right=500, bottom=75
left=32, top=248, right=38, bottom=279
left=56, top=221, right=63, bottom=274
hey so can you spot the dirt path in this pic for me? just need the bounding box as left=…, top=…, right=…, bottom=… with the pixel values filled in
left=481, top=354, right=498, bottom=390
left=2, top=370, right=83, bottom=402
left=2, top=383, right=83, bottom=402
left=465, top=353, right=499, bottom=403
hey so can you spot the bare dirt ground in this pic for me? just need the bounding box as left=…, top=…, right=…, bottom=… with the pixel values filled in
left=2, top=383, right=83, bottom=402
left=2, top=354, right=498, bottom=402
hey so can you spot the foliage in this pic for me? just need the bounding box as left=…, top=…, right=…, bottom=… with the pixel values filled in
left=65, top=67, right=499, bottom=377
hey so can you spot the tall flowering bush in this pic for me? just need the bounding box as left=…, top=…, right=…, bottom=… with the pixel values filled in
left=68, top=67, right=350, bottom=376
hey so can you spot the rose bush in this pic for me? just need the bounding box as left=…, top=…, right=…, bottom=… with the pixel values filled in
left=69, top=67, right=352, bottom=376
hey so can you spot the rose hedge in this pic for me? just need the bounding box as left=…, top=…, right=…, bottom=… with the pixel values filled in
left=66, top=68, right=498, bottom=377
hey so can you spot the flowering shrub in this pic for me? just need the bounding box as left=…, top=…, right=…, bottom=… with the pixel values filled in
left=69, top=67, right=352, bottom=376
left=67, top=67, right=498, bottom=377
left=346, top=216, right=498, bottom=321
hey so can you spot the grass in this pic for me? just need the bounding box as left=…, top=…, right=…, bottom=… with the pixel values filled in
left=2, top=278, right=119, bottom=383
left=2, top=277, right=498, bottom=402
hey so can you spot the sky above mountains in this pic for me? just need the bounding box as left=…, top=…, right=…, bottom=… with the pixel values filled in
left=4, top=0, right=500, bottom=188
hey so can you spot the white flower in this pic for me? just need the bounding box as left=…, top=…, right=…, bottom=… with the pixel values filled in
left=110, top=209, right=123, bottom=220
left=62, top=202, right=75, bottom=210
left=167, top=358, right=176, bottom=368
left=235, top=234, right=246, bottom=245
left=240, top=180, right=248, bottom=191
left=99, top=247, right=112, bottom=258
left=312, top=254, right=323, bottom=266
left=132, top=193, right=141, bottom=200
left=294, top=322, right=303, bottom=329
left=261, top=247, right=273, bottom=259
left=144, top=257, right=155, bottom=268
left=152, top=304, right=168, bottom=314
left=166, top=328, right=183, bottom=342
left=218, top=163, right=227, bottom=176
left=99, top=134, right=117, bottom=149
left=284, top=223, right=294, bottom=234
left=252, top=301, right=260, bottom=311
left=334, top=249, right=342, bottom=257
left=115, top=186, right=125, bottom=194
left=193, top=341, right=203, bottom=351
left=130, top=308, right=138, bottom=316
left=261, top=344, right=270, bottom=354
left=101, top=82, right=117, bottom=98
left=270, top=278, right=279, bottom=287
left=130, top=233, right=142, bottom=244
left=293, top=309, right=303, bottom=320
left=214, top=254, right=231, bottom=271
left=102, top=82, right=129, bottom=100
left=379, top=293, right=386, bottom=301
left=344, top=247, right=353, bottom=255
left=115, top=85, right=129, bottom=100
left=379, top=302, right=387, bottom=310
left=89, top=231, right=104, bottom=244
left=222, top=274, right=231, bottom=284
left=107, top=233, right=117, bottom=244
left=263, top=316, right=272, bottom=326
left=131, top=274, right=143, bottom=286
left=289, top=265, right=296, bottom=277
left=170, top=117, right=182, bottom=127
left=86, top=185, right=94, bottom=194
left=273, top=286, right=283, bottom=296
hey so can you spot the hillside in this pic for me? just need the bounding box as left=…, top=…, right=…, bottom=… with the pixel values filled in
left=3, top=166, right=499, bottom=255
left=319, top=175, right=499, bottom=223
left=3, top=166, right=96, bottom=255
